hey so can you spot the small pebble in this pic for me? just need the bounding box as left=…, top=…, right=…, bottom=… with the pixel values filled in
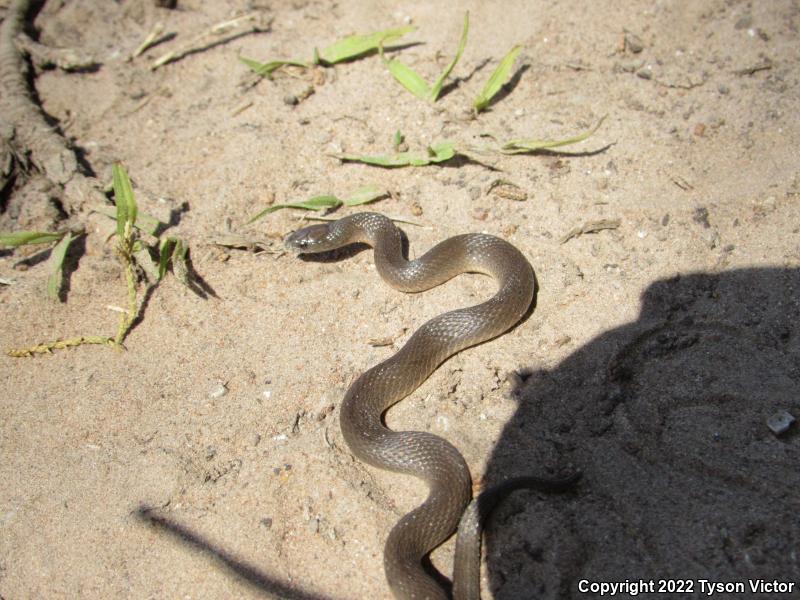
left=694, top=123, right=707, bottom=137
left=208, top=383, right=228, bottom=399
left=471, top=207, right=488, bottom=221
left=766, top=410, right=795, bottom=435
left=260, top=517, right=273, bottom=529
left=718, top=84, right=730, bottom=95
left=283, top=94, right=299, bottom=106
left=692, top=207, right=711, bottom=228
left=624, top=32, right=645, bottom=53
left=636, top=67, right=652, bottom=80
left=308, top=517, right=320, bottom=533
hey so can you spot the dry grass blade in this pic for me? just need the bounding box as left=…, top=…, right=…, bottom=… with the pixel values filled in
left=7, top=336, right=115, bottom=357
left=152, top=13, right=270, bottom=70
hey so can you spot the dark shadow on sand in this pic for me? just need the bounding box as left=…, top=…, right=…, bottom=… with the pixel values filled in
left=481, top=267, right=800, bottom=599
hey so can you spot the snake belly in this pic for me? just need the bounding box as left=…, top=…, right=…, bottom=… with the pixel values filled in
left=285, top=212, right=535, bottom=600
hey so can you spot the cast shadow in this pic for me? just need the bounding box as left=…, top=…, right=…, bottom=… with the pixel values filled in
left=136, top=506, right=332, bottom=600
left=481, top=267, right=800, bottom=599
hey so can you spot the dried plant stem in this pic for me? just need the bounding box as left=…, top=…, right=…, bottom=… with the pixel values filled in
left=7, top=336, right=114, bottom=357
left=151, top=12, right=269, bottom=70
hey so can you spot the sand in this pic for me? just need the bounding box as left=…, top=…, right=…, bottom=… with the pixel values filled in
left=1, top=1, right=799, bottom=598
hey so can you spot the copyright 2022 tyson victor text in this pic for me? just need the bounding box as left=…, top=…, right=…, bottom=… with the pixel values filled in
left=578, top=578, right=796, bottom=596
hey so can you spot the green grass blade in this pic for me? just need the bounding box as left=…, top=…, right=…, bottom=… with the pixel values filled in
left=46, top=231, right=73, bottom=300
left=319, top=25, right=415, bottom=64
left=0, top=231, right=64, bottom=247
left=427, top=142, right=457, bottom=162
left=335, top=141, right=456, bottom=167
left=112, top=164, right=137, bottom=236
left=430, top=11, right=469, bottom=101
left=393, top=130, right=405, bottom=149
left=473, top=44, right=521, bottom=112
left=171, top=238, right=190, bottom=286
left=385, top=58, right=432, bottom=100
left=157, top=236, right=190, bottom=285
left=248, top=195, right=343, bottom=223
left=342, top=185, right=388, bottom=206
left=157, top=237, right=176, bottom=281
left=500, top=116, right=607, bottom=154
left=239, top=56, right=308, bottom=78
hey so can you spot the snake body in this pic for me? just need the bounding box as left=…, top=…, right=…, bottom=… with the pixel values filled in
left=285, top=213, right=536, bottom=599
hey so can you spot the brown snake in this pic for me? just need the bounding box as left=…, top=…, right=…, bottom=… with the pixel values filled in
left=286, top=213, right=571, bottom=599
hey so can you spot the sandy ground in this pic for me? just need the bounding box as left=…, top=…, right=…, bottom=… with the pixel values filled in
left=1, top=1, right=799, bottom=598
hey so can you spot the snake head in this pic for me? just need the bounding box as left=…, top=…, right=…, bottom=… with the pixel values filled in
left=284, top=223, right=332, bottom=254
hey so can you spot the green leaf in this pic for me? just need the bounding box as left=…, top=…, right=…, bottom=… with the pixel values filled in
left=384, top=58, right=431, bottom=100
left=500, top=116, right=607, bottom=154
left=342, top=185, right=388, bottom=206
left=46, top=231, right=73, bottom=301
left=473, top=44, right=521, bottom=112
left=335, top=141, right=457, bottom=167
left=112, top=164, right=137, bottom=237
left=157, top=237, right=177, bottom=281
left=157, top=236, right=190, bottom=285
left=0, top=231, right=64, bottom=247
left=248, top=195, right=343, bottom=224
left=430, top=11, right=469, bottom=101
left=318, top=25, right=415, bottom=65
left=393, top=130, right=405, bottom=150
left=171, top=238, right=190, bottom=286
left=239, top=56, right=308, bottom=78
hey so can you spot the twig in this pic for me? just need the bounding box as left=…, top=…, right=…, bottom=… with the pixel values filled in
left=560, top=218, right=621, bottom=244
left=151, top=12, right=270, bottom=70
left=733, top=58, right=773, bottom=76
left=129, top=22, right=173, bottom=61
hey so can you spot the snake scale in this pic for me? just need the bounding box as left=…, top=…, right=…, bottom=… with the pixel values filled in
left=285, top=212, right=544, bottom=599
